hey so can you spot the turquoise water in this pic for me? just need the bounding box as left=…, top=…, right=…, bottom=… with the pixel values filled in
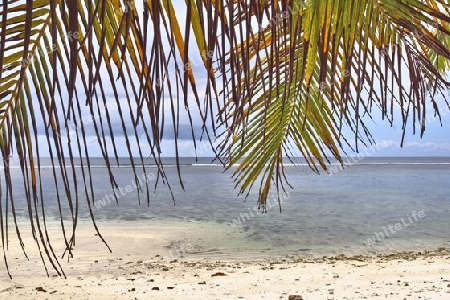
left=4, top=157, right=450, bottom=259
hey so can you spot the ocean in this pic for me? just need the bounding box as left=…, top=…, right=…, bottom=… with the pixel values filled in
left=4, top=156, right=450, bottom=260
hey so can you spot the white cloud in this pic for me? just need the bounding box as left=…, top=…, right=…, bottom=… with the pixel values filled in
left=404, top=141, right=450, bottom=151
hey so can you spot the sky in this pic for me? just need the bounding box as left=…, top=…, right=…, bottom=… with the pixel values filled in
left=29, top=0, right=450, bottom=158
left=130, top=0, right=450, bottom=157
left=348, top=104, right=450, bottom=157
left=44, top=86, right=450, bottom=158
left=198, top=99, right=449, bottom=157
left=166, top=0, right=450, bottom=157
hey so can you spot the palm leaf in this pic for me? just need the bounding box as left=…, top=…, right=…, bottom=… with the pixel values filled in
left=0, top=0, right=449, bottom=277
left=0, top=0, right=209, bottom=277
left=216, top=0, right=450, bottom=208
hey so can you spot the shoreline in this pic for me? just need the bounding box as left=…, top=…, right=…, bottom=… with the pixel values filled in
left=1, top=220, right=449, bottom=298
left=4, top=217, right=449, bottom=267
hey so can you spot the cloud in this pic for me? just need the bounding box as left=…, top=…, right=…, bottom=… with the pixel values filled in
left=404, top=141, right=450, bottom=151
left=362, top=139, right=450, bottom=156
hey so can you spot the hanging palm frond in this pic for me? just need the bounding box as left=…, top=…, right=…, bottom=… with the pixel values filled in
left=0, top=0, right=215, bottom=278
left=0, top=0, right=449, bottom=277
left=215, top=0, right=450, bottom=210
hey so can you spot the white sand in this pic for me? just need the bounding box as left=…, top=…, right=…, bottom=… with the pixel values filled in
left=0, top=222, right=449, bottom=299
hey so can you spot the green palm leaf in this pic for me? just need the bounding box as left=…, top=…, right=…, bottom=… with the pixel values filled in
left=217, top=0, right=450, bottom=208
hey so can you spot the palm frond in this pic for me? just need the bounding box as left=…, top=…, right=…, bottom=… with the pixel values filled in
left=0, top=0, right=212, bottom=277
left=214, top=0, right=450, bottom=207
left=0, top=0, right=449, bottom=277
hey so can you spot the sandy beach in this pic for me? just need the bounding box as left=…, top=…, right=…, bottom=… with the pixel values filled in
left=0, top=221, right=449, bottom=299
